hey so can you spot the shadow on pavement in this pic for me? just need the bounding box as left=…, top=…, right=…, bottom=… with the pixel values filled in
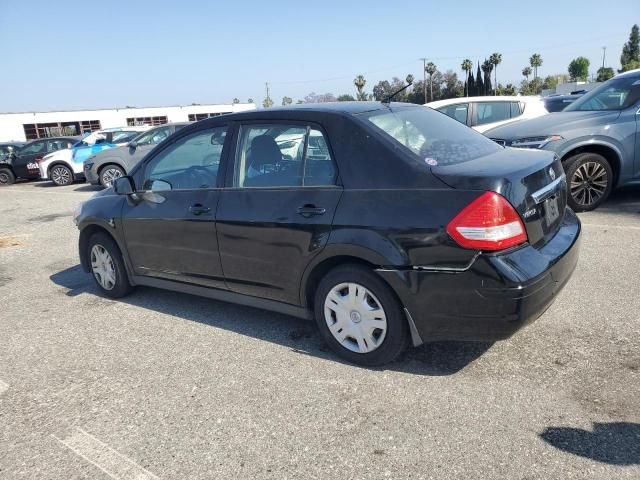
left=50, top=265, right=492, bottom=376
left=540, top=422, right=640, bottom=465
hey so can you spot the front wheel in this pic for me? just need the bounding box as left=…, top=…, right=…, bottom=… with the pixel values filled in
left=100, top=165, right=125, bottom=187
left=0, top=168, right=15, bottom=186
left=50, top=165, right=74, bottom=186
left=564, top=152, right=613, bottom=212
left=87, top=232, right=133, bottom=298
left=314, top=264, right=408, bottom=366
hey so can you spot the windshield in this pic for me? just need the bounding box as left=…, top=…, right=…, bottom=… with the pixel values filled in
left=565, top=76, right=640, bottom=111
left=360, top=106, right=501, bottom=166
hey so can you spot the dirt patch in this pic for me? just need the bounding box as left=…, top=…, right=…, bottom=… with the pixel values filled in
left=0, top=236, right=26, bottom=248
left=27, top=213, right=69, bottom=223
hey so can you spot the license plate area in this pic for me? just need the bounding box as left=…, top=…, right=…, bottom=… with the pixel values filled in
left=544, top=195, right=560, bottom=227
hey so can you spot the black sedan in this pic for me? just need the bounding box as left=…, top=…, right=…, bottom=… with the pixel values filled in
left=0, top=136, right=77, bottom=185
left=74, top=102, right=581, bottom=366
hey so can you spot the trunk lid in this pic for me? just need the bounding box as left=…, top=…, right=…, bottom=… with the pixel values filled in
left=431, top=147, right=566, bottom=248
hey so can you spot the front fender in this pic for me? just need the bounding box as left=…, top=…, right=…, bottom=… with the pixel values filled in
left=554, top=137, right=628, bottom=183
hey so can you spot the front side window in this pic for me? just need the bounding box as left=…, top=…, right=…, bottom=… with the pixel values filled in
left=235, top=124, right=336, bottom=188
left=20, top=141, right=47, bottom=155
left=143, top=127, right=227, bottom=191
left=361, top=106, right=501, bottom=166
left=565, top=76, right=640, bottom=111
left=47, top=139, right=73, bottom=152
left=473, top=102, right=512, bottom=125
left=437, top=103, right=469, bottom=124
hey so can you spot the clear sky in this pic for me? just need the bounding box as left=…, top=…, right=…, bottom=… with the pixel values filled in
left=0, top=0, right=637, bottom=112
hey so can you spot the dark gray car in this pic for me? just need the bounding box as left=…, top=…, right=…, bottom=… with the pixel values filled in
left=486, top=69, right=640, bottom=211
left=84, top=123, right=190, bottom=186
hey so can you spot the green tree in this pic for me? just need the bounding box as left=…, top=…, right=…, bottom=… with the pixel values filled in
left=467, top=69, right=475, bottom=96
left=481, top=59, right=493, bottom=96
left=475, top=62, right=484, bottom=97
left=354, top=75, right=367, bottom=101
left=281, top=96, right=292, bottom=106
left=489, top=52, right=502, bottom=94
left=596, top=67, right=615, bottom=82
left=406, top=80, right=426, bottom=104
left=406, top=74, right=414, bottom=85
left=337, top=94, right=356, bottom=101
left=461, top=59, right=473, bottom=96
left=232, top=98, right=240, bottom=104
left=441, top=70, right=464, bottom=99
left=247, top=98, right=254, bottom=103
left=497, top=83, right=517, bottom=96
left=530, top=53, right=543, bottom=79
left=568, top=57, right=590, bottom=81
left=620, top=24, right=640, bottom=72
left=522, top=67, right=532, bottom=81
left=542, top=75, right=558, bottom=90
left=262, top=97, right=274, bottom=108
left=425, top=62, right=437, bottom=102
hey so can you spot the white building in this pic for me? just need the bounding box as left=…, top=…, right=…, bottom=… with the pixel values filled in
left=0, top=103, right=256, bottom=142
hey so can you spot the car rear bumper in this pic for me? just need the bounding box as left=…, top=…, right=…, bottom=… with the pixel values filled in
left=377, top=208, right=581, bottom=342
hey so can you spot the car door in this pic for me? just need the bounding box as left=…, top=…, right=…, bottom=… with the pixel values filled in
left=216, top=122, right=342, bottom=305
left=15, top=140, right=47, bottom=178
left=120, top=125, right=230, bottom=289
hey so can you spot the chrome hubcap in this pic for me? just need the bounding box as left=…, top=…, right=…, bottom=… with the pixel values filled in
left=51, top=166, right=71, bottom=185
left=102, top=168, right=123, bottom=186
left=90, top=244, right=116, bottom=290
left=570, top=161, right=608, bottom=206
left=324, top=282, right=387, bottom=354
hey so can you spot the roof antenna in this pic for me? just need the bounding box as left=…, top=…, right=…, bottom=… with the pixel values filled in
left=382, top=81, right=413, bottom=105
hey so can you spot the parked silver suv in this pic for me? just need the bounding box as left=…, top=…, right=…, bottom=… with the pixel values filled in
left=486, top=69, right=640, bottom=211
left=84, top=123, right=190, bottom=186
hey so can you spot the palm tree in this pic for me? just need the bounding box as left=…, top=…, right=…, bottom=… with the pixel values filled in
left=489, top=52, right=502, bottom=94
left=354, top=75, right=367, bottom=101
left=405, top=74, right=414, bottom=85
left=232, top=98, right=240, bottom=104
left=530, top=53, right=543, bottom=79
left=522, top=67, right=532, bottom=81
left=481, top=59, right=493, bottom=96
left=425, top=62, right=437, bottom=102
left=461, top=58, right=473, bottom=96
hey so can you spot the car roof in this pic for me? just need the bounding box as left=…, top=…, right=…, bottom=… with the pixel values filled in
left=427, top=96, right=540, bottom=108
left=615, top=68, right=640, bottom=78
left=242, top=101, right=411, bottom=115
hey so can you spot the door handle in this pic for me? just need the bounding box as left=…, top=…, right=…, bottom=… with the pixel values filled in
left=189, top=204, right=211, bottom=216
left=297, top=204, right=326, bottom=218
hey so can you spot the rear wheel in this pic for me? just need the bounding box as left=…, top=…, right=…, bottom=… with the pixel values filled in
left=564, top=152, right=613, bottom=212
left=100, top=165, right=125, bottom=187
left=0, top=168, right=15, bottom=186
left=50, top=165, right=74, bottom=186
left=314, top=264, right=408, bottom=366
left=87, top=232, right=133, bottom=298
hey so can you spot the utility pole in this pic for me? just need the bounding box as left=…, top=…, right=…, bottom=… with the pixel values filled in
left=601, top=46, right=607, bottom=70
left=265, top=82, right=271, bottom=106
left=420, top=58, right=427, bottom=103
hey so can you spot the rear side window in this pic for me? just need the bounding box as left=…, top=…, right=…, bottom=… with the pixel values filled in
left=47, top=139, right=73, bottom=152
left=510, top=102, right=523, bottom=117
left=473, top=102, right=512, bottom=126
left=234, top=124, right=337, bottom=188
left=436, top=103, right=468, bottom=124
left=360, top=106, right=501, bottom=166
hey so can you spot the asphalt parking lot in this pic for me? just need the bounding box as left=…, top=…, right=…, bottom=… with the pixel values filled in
left=1, top=181, right=639, bottom=479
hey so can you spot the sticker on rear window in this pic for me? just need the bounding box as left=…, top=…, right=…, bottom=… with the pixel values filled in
left=425, top=157, right=438, bottom=166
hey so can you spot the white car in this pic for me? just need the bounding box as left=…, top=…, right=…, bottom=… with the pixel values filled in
left=426, top=96, right=549, bottom=133
left=39, top=127, right=149, bottom=186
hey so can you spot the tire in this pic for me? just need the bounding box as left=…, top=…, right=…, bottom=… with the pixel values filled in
left=564, top=152, right=613, bottom=212
left=314, top=264, right=408, bottom=366
left=49, top=164, right=74, bottom=186
left=100, top=165, right=125, bottom=187
left=0, top=168, right=15, bottom=186
left=87, top=232, right=134, bottom=298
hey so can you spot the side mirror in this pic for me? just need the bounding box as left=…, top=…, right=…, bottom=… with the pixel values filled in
left=128, top=141, right=137, bottom=149
left=113, top=176, right=135, bottom=195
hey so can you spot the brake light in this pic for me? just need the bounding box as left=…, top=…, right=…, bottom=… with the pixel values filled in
left=447, top=192, right=527, bottom=251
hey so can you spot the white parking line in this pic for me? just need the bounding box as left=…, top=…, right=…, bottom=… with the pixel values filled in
left=0, top=188, right=92, bottom=196
left=582, top=223, right=640, bottom=230
left=0, top=379, right=8, bottom=395
left=52, top=427, right=159, bottom=480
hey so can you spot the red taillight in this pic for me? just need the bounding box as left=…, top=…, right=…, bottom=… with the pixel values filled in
left=446, top=192, right=527, bottom=251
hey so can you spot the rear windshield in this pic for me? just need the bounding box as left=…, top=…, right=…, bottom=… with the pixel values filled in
left=359, top=106, right=501, bottom=166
